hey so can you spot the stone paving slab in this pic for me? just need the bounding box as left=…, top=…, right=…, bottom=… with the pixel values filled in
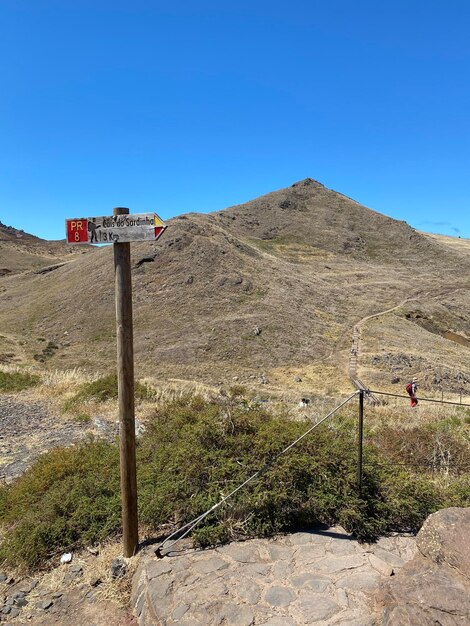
left=132, top=528, right=417, bottom=626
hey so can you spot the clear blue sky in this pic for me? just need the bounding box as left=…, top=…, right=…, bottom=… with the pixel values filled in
left=1, top=0, right=469, bottom=240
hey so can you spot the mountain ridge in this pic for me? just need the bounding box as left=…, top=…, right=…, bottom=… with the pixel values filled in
left=0, top=180, right=469, bottom=397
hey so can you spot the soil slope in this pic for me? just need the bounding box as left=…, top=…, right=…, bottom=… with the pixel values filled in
left=0, top=180, right=469, bottom=396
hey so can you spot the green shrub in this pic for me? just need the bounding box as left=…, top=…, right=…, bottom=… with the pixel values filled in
left=75, top=413, right=91, bottom=424
left=63, top=373, right=154, bottom=412
left=0, top=370, right=40, bottom=392
left=0, top=438, right=120, bottom=569
left=1, top=395, right=466, bottom=570
left=136, top=396, right=448, bottom=545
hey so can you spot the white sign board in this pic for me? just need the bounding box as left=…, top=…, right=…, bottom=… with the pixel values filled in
left=66, top=213, right=166, bottom=244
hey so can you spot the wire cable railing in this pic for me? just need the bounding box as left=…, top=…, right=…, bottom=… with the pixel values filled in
left=156, top=391, right=359, bottom=557
left=154, top=383, right=469, bottom=557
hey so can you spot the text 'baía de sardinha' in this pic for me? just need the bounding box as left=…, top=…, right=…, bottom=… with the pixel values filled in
left=102, top=215, right=156, bottom=228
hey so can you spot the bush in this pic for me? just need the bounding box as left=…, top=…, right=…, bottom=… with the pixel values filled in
left=0, top=370, right=40, bottom=392
left=372, top=423, right=470, bottom=475
left=0, top=438, right=121, bottom=569
left=0, top=395, right=466, bottom=570
left=62, top=373, right=154, bottom=412
left=136, top=397, right=448, bottom=544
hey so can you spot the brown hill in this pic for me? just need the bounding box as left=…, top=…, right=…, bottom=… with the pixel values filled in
left=0, top=220, right=91, bottom=276
left=0, top=181, right=469, bottom=397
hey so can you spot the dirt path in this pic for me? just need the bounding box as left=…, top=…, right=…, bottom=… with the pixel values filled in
left=348, top=297, right=412, bottom=380
left=347, top=283, right=468, bottom=381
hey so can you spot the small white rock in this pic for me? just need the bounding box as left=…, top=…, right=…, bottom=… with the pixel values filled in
left=60, top=553, right=72, bottom=564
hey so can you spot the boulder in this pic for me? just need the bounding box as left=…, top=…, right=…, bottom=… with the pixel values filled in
left=378, top=508, right=470, bottom=626
left=417, top=507, right=470, bottom=579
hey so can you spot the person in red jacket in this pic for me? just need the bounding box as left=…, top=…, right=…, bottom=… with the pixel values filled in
left=406, top=378, right=418, bottom=407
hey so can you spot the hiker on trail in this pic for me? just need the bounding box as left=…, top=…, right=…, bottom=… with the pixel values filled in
left=406, top=378, right=418, bottom=407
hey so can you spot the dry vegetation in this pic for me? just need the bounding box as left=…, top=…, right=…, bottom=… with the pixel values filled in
left=0, top=378, right=468, bottom=573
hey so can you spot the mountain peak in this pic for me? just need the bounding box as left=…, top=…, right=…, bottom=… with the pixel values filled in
left=291, top=177, right=325, bottom=188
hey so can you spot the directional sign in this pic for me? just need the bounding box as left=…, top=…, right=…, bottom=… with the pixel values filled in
left=65, top=213, right=166, bottom=244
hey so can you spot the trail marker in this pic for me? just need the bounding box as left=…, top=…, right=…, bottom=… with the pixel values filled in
left=65, top=208, right=166, bottom=557
left=66, top=213, right=166, bottom=245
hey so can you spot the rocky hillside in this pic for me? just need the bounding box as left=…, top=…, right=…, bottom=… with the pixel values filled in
left=0, top=180, right=469, bottom=396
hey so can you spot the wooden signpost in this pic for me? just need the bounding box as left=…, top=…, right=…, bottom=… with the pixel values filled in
left=66, top=208, right=166, bottom=557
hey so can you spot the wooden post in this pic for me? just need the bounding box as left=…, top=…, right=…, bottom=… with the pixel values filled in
left=357, top=389, right=364, bottom=495
left=114, top=207, right=139, bottom=557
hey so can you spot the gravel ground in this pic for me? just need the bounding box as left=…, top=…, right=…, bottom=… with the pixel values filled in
left=0, top=395, right=101, bottom=483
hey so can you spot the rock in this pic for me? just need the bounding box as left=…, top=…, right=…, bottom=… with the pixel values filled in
left=264, top=586, right=295, bottom=607
left=8, top=607, right=20, bottom=618
left=135, top=418, right=145, bottom=437
left=297, top=592, right=340, bottom=622
left=15, top=597, right=28, bottom=608
left=172, top=604, right=190, bottom=620
left=193, top=557, right=228, bottom=574
left=291, top=572, right=330, bottom=592
left=293, top=375, right=302, bottom=382
left=316, top=554, right=366, bottom=574
left=337, top=571, right=381, bottom=590
left=220, top=543, right=261, bottom=563
left=380, top=556, right=470, bottom=625
left=254, top=326, right=262, bottom=336
left=0, top=572, right=7, bottom=583
left=12, top=591, right=25, bottom=600
left=417, top=507, right=470, bottom=578
left=217, top=603, right=255, bottom=626
left=40, top=599, right=54, bottom=610
left=19, top=579, right=38, bottom=593
left=261, top=619, right=297, bottom=626
left=90, top=577, right=102, bottom=587
left=135, top=255, right=156, bottom=268
left=234, top=579, right=260, bottom=604
left=378, top=508, right=470, bottom=625
left=60, top=552, right=72, bottom=564
left=111, top=558, right=127, bottom=579
left=369, top=553, right=394, bottom=576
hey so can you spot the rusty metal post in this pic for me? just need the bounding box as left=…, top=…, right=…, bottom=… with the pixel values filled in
left=114, top=207, right=138, bottom=557
left=357, top=389, right=364, bottom=495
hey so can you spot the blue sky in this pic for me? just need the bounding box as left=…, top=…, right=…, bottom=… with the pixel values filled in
left=1, top=0, right=469, bottom=240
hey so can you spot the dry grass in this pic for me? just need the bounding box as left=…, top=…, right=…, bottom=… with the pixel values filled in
left=4, top=538, right=141, bottom=609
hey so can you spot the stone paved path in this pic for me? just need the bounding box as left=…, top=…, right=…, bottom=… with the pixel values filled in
left=132, top=528, right=417, bottom=626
